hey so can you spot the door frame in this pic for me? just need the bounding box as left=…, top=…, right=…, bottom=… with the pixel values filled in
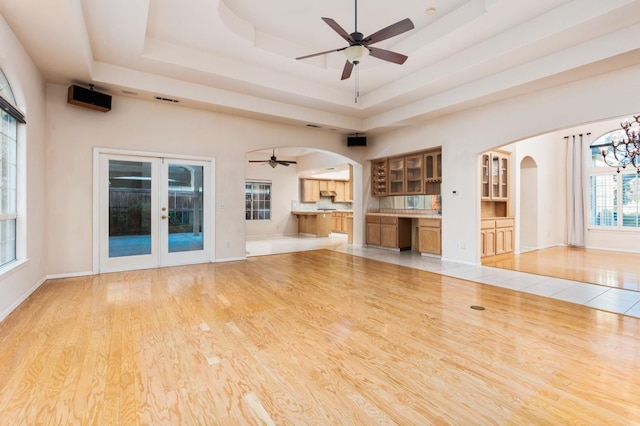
left=93, top=147, right=216, bottom=274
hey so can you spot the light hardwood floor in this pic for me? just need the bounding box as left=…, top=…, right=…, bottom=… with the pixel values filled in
left=1, top=250, right=639, bottom=424
left=483, top=246, right=640, bottom=291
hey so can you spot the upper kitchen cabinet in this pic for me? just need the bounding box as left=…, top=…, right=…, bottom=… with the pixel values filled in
left=424, top=150, right=442, bottom=182
left=371, top=159, right=388, bottom=196
left=300, top=179, right=320, bottom=202
left=388, top=156, right=406, bottom=195
left=370, top=148, right=442, bottom=197
left=405, top=153, right=424, bottom=194
left=481, top=151, right=509, bottom=202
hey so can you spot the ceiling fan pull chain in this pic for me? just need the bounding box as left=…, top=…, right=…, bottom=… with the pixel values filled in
left=355, top=64, right=360, bottom=103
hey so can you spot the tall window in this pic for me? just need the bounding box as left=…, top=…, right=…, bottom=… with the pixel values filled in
left=0, top=68, right=24, bottom=267
left=589, top=130, right=640, bottom=229
left=245, top=181, right=271, bottom=220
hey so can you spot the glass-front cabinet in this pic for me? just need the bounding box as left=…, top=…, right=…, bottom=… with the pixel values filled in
left=388, top=156, right=405, bottom=195
left=405, top=154, right=424, bottom=194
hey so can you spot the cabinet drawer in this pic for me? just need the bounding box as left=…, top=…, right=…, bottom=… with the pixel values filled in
left=366, top=215, right=381, bottom=224
left=481, top=220, right=496, bottom=230
left=380, top=216, right=398, bottom=225
left=495, top=218, right=514, bottom=228
left=419, top=218, right=441, bottom=228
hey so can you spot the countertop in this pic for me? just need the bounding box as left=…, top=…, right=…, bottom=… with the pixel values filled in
left=366, top=212, right=441, bottom=219
left=292, top=210, right=353, bottom=215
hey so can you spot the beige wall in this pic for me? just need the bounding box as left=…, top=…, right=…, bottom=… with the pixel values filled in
left=0, top=14, right=47, bottom=321
left=44, top=84, right=364, bottom=275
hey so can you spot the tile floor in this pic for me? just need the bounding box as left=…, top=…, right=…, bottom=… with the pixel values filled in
left=245, top=234, right=640, bottom=319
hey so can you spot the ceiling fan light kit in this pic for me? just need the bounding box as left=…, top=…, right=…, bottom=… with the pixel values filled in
left=295, top=0, right=414, bottom=101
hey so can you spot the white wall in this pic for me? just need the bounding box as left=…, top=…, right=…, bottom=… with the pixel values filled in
left=369, top=63, right=640, bottom=264
left=0, top=15, right=47, bottom=321
left=44, top=85, right=364, bottom=275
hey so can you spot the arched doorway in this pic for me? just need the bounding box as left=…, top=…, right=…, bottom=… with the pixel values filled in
left=519, top=156, right=538, bottom=252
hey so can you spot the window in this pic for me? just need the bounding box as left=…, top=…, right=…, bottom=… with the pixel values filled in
left=245, top=181, right=271, bottom=220
left=589, top=130, right=640, bottom=230
left=0, top=68, right=24, bottom=267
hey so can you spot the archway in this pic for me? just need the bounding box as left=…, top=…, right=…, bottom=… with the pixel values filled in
left=519, top=156, right=538, bottom=252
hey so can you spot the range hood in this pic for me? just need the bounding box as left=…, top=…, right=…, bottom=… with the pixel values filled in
left=320, top=190, right=337, bottom=197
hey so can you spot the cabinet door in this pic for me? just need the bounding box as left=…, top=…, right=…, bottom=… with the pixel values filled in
left=366, top=223, right=381, bottom=245
left=333, top=181, right=345, bottom=202
left=425, top=150, right=442, bottom=183
left=419, top=227, right=441, bottom=255
left=319, top=180, right=328, bottom=191
left=344, top=180, right=352, bottom=201
left=301, top=179, right=320, bottom=202
left=485, top=228, right=496, bottom=257
left=481, top=154, right=490, bottom=200
left=495, top=225, right=514, bottom=255
left=388, top=157, right=405, bottom=195
left=405, top=153, right=423, bottom=194
left=380, top=224, right=398, bottom=248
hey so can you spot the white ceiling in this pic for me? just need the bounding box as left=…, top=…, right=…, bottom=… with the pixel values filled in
left=2, top=0, right=640, bottom=134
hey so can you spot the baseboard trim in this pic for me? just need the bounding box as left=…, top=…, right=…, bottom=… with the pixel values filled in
left=46, top=271, right=94, bottom=280
left=0, top=275, right=47, bottom=323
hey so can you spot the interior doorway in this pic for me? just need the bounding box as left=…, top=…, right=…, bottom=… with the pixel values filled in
left=519, top=156, right=538, bottom=252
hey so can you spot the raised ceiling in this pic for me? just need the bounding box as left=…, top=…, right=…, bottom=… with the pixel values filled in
left=1, top=0, right=640, bottom=134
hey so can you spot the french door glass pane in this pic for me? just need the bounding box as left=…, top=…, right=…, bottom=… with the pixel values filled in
left=167, top=164, right=204, bottom=253
left=108, top=160, right=152, bottom=257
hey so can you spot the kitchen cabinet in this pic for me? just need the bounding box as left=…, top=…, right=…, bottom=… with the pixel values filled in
left=366, top=215, right=411, bottom=249
left=370, top=148, right=441, bottom=197
left=319, top=180, right=336, bottom=192
left=481, top=218, right=513, bottom=257
left=418, top=218, right=441, bottom=255
left=301, top=179, right=320, bottom=202
left=405, top=153, right=424, bottom=194
left=294, top=212, right=333, bottom=237
left=371, top=159, right=388, bottom=196
left=333, top=180, right=352, bottom=202
left=331, top=212, right=352, bottom=233
left=424, top=150, right=442, bottom=182
left=481, top=151, right=509, bottom=201
left=366, top=215, right=381, bottom=245
left=388, top=157, right=405, bottom=195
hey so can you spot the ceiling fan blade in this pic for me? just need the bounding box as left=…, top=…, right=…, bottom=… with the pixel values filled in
left=277, top=161, right=297, bottom=164
left=296, top=46, right=347, bottom=60
left=364, top=18, right=414, bottom=45
left=248, top=160, right=268, bottom=163
left=321, top=17, right=354, bottom=43
left=341, top=60, right=354, bottom=80
left=368, top=47, right=408, bottom=64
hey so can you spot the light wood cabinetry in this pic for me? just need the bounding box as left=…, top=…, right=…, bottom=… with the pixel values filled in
left=301, top=179, right=320, bottom=202
left=301, top=179, right=351, bottom=203
left=481, top=151, right=509, bottom=201
left=405, top=154, right=424, bottom=194
left=331, top=212, right=352, bottom=233
left=481, top=218, right=514, bottom=257
left=295, top=212, right=332, bottom=237
left=388, top=157, right=405, bottom=195
left=366, top=215, right=412, bottom=249
left=371, top=148, right=441, bottom=197
left=424, top=150, right=442, bottom=182
left=371, top=159, right=388, bottom=196
left=366, top=215, right=381, bottom=246
left=418, top=218, right=441, bottom=255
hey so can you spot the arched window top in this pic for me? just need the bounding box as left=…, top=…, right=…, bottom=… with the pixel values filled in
left=0, top=67, right=25, bottom=123
left=0, top=68, right=16, bottom=104
left=589, top=128, right=626, bottom=168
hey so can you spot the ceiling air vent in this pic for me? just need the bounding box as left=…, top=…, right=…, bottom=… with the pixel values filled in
left=155, top=96, right=180, bottom=103
left=306, top=124, right=321, bottom=128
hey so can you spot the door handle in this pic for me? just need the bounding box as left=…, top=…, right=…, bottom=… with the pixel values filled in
left=161, top=215, right=168, bottom=220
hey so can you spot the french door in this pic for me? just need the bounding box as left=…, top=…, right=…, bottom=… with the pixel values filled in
left=98, top=153, right=212, bottom=273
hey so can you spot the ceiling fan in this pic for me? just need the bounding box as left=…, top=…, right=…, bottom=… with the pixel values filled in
left=248, top=149, right=297, bottom=168
left=296, top=0, right=414, bottom=80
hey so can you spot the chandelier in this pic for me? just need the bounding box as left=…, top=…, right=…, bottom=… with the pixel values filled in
left=600, top=115, right=640, bottom=173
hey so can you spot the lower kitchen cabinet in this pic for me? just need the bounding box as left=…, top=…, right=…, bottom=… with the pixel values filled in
left=481, top=217, right=513, bottom=257
left=418, top=218, right=441, bottom=255
left=366, top=215, right=411, bottom=249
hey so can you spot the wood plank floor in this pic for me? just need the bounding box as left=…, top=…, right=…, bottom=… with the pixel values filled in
left=483, top=246, right=640, bottom=291
left=1, top=250, right=639, bottom=424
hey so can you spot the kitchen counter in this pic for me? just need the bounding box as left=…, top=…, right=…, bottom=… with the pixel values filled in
left=291, top=211, right=333, bottom=236
left=366, top=212, right=441, bottom=219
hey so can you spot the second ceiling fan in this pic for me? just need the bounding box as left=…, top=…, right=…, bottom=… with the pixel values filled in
left=296, top=0, right=414, bottom=80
